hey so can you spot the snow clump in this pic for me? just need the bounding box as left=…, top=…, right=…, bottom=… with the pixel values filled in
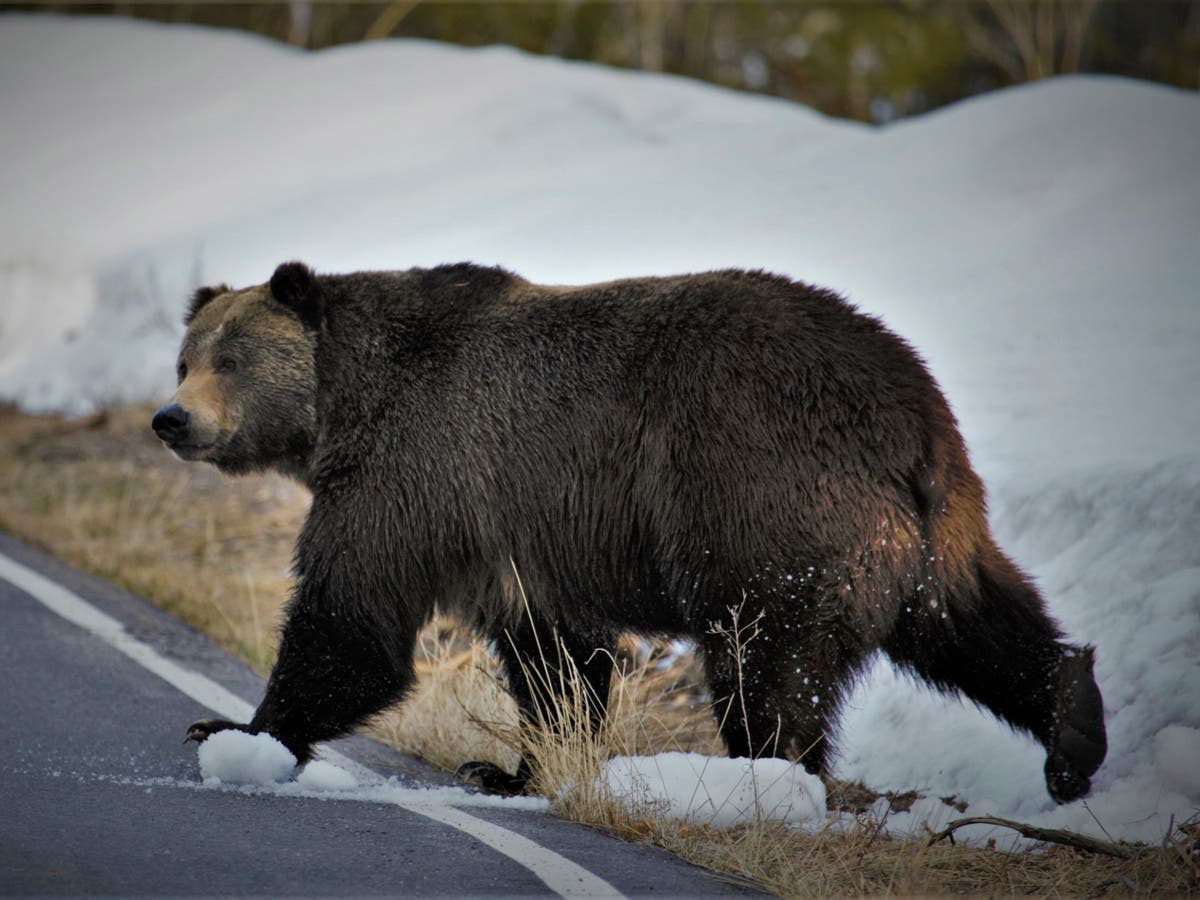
left=197, top=730, right=296, bottom=786
left=296, top=759, right=360, bottom=792
left=602, top=752, right=827, bottom=828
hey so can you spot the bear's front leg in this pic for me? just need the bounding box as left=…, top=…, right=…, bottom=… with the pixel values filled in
left=248, top=586, right=416, bottom=763
left=183, top=600, right=414, bottom=764
left=184, top=494, right=420, bottom=764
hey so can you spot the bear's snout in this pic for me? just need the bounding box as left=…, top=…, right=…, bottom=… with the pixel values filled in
left=152, top=403, right=191, bottom=445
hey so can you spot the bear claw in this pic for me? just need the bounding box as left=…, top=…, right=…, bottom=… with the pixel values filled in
left=456, top=760, right=530, bottom=795
left=184, top=718, right=241, bottom=745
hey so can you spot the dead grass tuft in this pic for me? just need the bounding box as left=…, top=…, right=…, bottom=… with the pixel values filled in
left=366, top=619, right=522, bottom=775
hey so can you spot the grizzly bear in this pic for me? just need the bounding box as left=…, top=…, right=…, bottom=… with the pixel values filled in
left=154, top=261, right=1106, bottom=803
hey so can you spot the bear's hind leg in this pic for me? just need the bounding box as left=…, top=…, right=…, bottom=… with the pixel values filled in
left=184, top=510, right=421, bottom=766
left=702, top=608, right=869, bottom=776
left=1044, top=643, right=1106, bottom=803
left=881, top=548, right=1106, bottom=803
left=458, top=616, right=614, bottom=794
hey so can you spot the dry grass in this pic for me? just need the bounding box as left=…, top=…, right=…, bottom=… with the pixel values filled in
left=1, top=402, right=1195, bottom=897
left=647, top=818, right=1200, bottom=896
left=0, top=404, right=299, bottom=674
left=369, top=624, right=522, bottom=774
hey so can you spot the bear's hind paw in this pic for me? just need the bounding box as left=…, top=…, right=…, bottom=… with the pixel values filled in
left=456, top=760, right=530, bottom=795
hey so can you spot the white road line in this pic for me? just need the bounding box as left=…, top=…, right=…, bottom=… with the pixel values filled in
left=0, top=551, right=624, bottom=899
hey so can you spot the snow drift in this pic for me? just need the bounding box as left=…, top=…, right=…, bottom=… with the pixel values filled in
left=1, top=15, right=1198, bottom=840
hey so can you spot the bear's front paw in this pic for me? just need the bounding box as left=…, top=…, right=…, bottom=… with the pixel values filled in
left=184, top=718, right=245, bottom=745
left=456, top=760, right=530, bottom=795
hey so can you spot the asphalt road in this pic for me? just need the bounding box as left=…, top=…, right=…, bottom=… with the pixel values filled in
left=0, top=533, right=759, bottom=898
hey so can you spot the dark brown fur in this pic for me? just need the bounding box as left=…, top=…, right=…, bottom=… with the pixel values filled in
left=156, top=261, right=1106, bottom=803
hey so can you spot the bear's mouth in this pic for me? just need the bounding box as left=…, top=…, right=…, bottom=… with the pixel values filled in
left=166, top=441, right=215, bottom=460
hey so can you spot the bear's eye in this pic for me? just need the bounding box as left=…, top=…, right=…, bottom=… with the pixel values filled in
left=216, top=358, right=237, bottom=374
left=177, top=361, right=188, bottom=382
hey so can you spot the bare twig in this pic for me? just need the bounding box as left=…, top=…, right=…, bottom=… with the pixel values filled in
left=363, top=1, right=419, bottom=42
left=1083, top=800, right=1116, bottom=843
left=927, top=816, right=1143, bottom=860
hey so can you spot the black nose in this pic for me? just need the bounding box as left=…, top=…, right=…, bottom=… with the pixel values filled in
left=152, top=404, right=190, bottom=444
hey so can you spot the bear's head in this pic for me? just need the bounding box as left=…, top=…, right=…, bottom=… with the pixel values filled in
left=151, top=262, right=322, bottom=482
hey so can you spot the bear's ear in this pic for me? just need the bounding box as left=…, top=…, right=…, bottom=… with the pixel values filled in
left=184, top=284, right=230, bottom=325
left=270, top=261, right=324, bottom=330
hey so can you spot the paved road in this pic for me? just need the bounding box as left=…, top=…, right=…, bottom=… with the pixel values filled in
left=0, top=533, right=758, bottom=897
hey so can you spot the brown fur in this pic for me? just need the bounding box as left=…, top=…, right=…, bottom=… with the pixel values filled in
left=160, top=286, right=316, bottom=480
left=159, top=261, right=1107, bottom=803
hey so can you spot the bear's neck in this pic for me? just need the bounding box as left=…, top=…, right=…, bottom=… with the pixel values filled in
left=270, top=428, right=317, bottom=486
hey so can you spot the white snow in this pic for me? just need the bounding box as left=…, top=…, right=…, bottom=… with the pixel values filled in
left=192, top=732, right=823, bottom=827
left=198, top=729, right=295, bottom=786
left=195, top=731, right=364, bottom=793
left=1155, top=727, right=1200, bottom=798
left=3, top=15, right=1198, bottom=841
left=602, top=753, right=826, bottom=828
left=191, top=730, right=550, bottom=811
left=297, top=758, right=360, bottom=792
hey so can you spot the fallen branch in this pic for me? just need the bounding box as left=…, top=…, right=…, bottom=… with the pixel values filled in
left=927, top=816, right=1142, bottom=859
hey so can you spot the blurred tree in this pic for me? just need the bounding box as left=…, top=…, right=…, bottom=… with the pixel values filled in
left=363, top=1, right=419, bottom=42
left=957, top=0, right=1102, bottom=81
left=757, top=3, right=970, bottom=121
left=287, top=0, right=311, bottom=46
left=1090, top=0, right=1200, bottom=85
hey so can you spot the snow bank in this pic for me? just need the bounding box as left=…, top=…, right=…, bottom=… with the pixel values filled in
left=1155, top=727, right=1200, bottom=798
left=2, top=15, right=1198, bottom=842
left=602, top=753, right=826, bottom=828
left=0, top=13, right=863, bottom=414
